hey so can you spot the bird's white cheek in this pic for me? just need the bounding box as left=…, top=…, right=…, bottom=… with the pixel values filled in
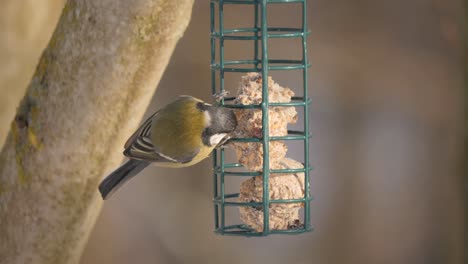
left=210, top=133, right=227, bottom=146
left=204, top=111, right=212, bottom=127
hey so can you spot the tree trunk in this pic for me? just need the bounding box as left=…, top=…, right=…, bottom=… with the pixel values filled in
left=0, top=0, right=194, bottom=263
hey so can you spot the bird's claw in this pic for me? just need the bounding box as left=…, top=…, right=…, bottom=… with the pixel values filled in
left=212, top=90, right=230, bottom=103
left=215, top=136, right=231, bottom=149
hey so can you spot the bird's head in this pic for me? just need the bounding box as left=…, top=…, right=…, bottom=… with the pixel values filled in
left=196, top=101, right=237, bottom=147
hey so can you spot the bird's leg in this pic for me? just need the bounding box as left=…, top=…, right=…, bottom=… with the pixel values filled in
left=212, top=90, right=230, bottom=104
left=215, top=136, right=231, bottom=149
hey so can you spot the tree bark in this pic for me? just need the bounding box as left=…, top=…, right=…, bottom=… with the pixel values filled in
left=0, top=0, right=194, bottom=263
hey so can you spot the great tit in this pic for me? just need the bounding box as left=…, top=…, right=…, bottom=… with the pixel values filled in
left=98, top=96, right=237, bottom=199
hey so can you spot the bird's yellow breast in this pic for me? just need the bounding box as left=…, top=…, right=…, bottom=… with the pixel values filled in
left=154, top=145, right=215, bottom=168
left=150, top=97, right=209, bottom=164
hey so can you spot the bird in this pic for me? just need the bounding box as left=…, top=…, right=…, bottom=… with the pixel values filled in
left=98, top=95, right=237, bottom=199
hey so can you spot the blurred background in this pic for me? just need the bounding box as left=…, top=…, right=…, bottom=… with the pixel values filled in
left=2, top=0, right=466, bottom=263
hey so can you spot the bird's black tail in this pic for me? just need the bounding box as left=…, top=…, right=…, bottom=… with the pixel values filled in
left=98, top=159, right=150, bottom=200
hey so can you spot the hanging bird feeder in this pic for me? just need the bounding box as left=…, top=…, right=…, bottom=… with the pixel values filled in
left=210, top=0, right=312, bottom=236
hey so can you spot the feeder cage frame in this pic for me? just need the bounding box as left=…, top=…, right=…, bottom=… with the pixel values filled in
left=210, top=0, right=312, bottom=236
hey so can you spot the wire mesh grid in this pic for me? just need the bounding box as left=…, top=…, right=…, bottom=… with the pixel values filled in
left=210, top=0, right=312, bottom=236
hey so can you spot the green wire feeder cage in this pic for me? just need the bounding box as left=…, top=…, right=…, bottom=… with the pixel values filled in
left=210, top=0, right=312, bottom=236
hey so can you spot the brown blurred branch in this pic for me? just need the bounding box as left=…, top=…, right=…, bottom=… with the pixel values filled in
left=0, top=0, right=65, bottom=147
left=0, top=0, right=194, bottom=263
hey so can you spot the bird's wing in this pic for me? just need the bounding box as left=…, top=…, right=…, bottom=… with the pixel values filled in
left=124, top=112, right=158, bottom=150
left=123, top=112, right=200, bottom=164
